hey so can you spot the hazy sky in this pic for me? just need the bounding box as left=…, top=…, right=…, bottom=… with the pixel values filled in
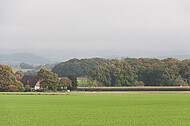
left=0, top=0, right=190, bottom=59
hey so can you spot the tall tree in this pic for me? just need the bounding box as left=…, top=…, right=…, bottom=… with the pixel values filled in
left=37, top=69, right=59, bottom=91
left=68, top=74, right=78, bottom=90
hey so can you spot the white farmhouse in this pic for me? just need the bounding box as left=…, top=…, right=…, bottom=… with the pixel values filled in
left=20, top=75, right=40, bottom=91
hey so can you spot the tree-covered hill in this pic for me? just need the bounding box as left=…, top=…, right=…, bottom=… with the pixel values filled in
left=51, top=58, right=109, bottom=77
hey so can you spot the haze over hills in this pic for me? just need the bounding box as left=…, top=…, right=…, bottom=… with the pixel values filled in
left=102, top=55, right=190, bottom=60
left=0, top=53, right=52, bottom=65
left=0, top=51, right=190, bottom=67
left=13, top=48, right=189, bottom=61
left=158, top=55, right=190, bottom=60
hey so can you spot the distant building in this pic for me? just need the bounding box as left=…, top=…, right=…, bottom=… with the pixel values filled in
left=20, top=75, right=40, bottom=91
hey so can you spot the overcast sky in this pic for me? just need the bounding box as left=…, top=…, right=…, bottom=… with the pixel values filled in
left=0, top=0, right=190, bottom=59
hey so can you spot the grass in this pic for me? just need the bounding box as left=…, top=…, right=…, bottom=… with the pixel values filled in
left=1, top=92, right=190, bottom=125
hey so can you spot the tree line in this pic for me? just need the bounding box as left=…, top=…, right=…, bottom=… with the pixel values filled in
left=0, top=65, right=78, bottom=92
left=37, top=69, right=78, bottom=91
left=20, top=62, right=56, bottom=70
left=1, top=57, right=190, bottom=92
left=88, top=58, right=190, bottom=86
left=20, top=62, right=56, bottom=76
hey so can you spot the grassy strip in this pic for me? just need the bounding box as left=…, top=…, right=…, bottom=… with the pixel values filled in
left=77, top=86, right=190, bottom=91
left=0, top=92, right=70, bottom=95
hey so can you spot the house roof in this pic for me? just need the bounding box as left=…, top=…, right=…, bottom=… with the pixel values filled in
left=20, top=75, right=39, bottom=87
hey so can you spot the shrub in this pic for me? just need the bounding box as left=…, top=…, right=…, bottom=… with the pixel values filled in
left=133, top=81, right=144, bottom=86
left=25, top=85, right=31, bottom=92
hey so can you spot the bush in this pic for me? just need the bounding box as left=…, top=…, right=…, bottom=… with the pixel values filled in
left=25, top=85, right=31, bottom=92
left=133, top=81, right=144, bottom=86
left=7, top=85, right=18, bottom=92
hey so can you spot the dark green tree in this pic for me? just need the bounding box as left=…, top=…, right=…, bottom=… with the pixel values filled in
left=37, top=69, right=59, bottom=91
left=88, top=62, right=138, bottom=86
left=88, top=58, right=190, bottom=86
left=51, top=58, right=109, bottom=77
left=59, top=77, right=72, bottom=90
left=25, top=85, right=31, bottom=92
left=68, top=74, right=78, bottom=90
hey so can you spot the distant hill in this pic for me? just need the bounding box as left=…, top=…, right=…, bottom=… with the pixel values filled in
left=103, top=55, right=190, bottom=60
left=103, top=55, right=124, bottom=59
left=0, top=53, right=51, bottom=65
left=158, top=55, right=190, bottom=60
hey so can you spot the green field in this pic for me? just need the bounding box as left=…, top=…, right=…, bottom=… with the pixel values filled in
left=1, top=92, right=190, bottom=126
left=77, top=77, right=88, bottom=87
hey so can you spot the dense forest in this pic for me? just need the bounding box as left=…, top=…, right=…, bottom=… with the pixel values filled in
left=88, top=58, right=190, bottom=86
left=51, top=58, right=109, bottom=77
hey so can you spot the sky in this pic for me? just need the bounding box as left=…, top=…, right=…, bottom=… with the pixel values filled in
left=0, top=0, right=190, bottom=60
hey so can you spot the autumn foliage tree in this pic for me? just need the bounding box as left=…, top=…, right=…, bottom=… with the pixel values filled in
left=15, top=71, right=24, bottom=81
left=0, top=65, right=24, bottom=92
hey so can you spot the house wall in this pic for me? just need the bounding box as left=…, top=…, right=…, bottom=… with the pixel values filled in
left=35, top=86, right=40, bottom=90
left=35, top=81, right=40, bottom=86
left=24, top=82, right=40, bottom=91
left=35, top=81, right=40, bottom=90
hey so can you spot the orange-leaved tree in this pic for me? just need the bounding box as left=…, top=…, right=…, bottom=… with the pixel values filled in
left=0, top=65, right=24, bottom=92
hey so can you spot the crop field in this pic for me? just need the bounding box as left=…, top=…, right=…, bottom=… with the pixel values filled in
left=1, top=92, right=190, bottom=126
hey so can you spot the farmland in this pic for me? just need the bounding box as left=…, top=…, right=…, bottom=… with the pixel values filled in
left=77, top=77, right=88, bottom=87
left=1, top=92, right=190, bottom=125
